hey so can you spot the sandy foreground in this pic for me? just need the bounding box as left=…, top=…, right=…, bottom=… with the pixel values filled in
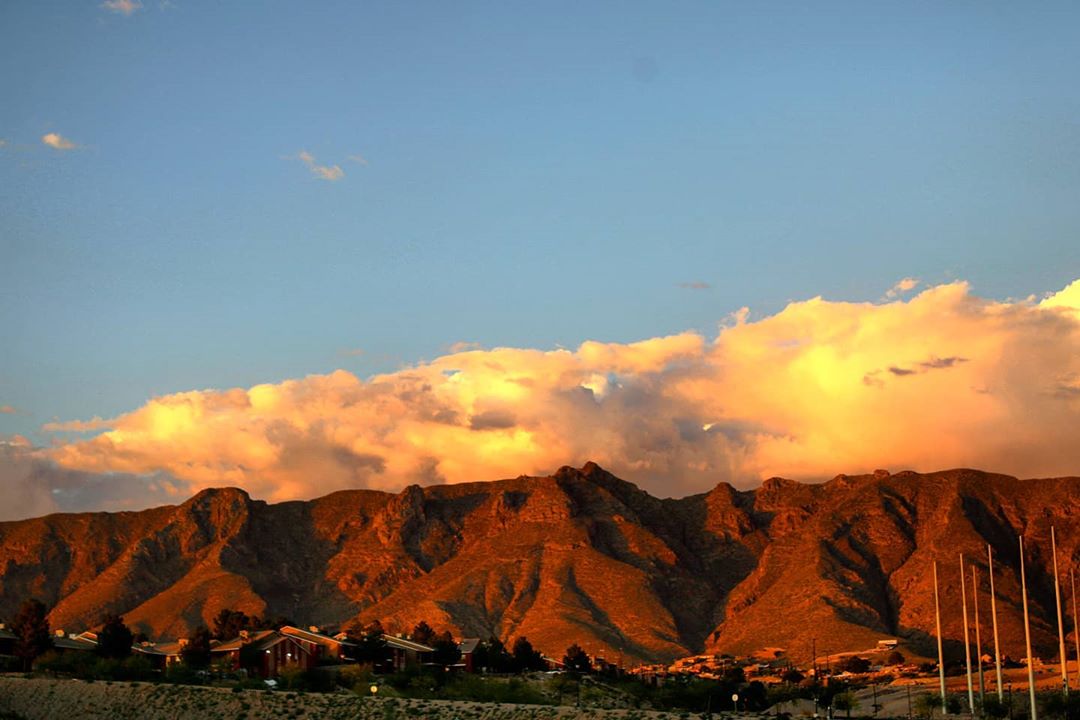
left=0, top=676, right=730, bottom=720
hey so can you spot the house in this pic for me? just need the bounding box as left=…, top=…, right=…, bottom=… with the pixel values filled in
left=280, top=625, right=355, bottom=662
left=876, top=639, right=899, bottom=650
left=383, top=635, right=434, bottom=671
left=133, top=640, right=186, bottom=670
left=51, top=635, right=97, bottom=654
left=457, top=638, right=480, bottom=672
left=212, top=629, right=317, bottom=678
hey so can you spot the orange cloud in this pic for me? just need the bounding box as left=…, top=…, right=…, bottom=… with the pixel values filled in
left=45, top=279, right=1080, bottom=502
left=41, top=133, right=78, bottom=150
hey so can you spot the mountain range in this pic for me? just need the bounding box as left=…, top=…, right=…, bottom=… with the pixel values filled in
left=2, top=462, right=1079, bottom=665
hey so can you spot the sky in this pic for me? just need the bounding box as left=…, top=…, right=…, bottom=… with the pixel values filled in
left=2, top=2, right=1079, bottom=520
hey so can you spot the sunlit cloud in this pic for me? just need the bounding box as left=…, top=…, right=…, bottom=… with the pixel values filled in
left=295, top=150, right=345, bottom=181
left=38, top=278, right=1080, bottom=508
left=347, top=154, right=369, bottom=165
left=101, top=0, right=143, bottom=15
left=0, top=405, right=16, bottom=415
left=41, top=133, right=78, bottom=151
left=885, top=276, right=920, bottom=299
left=677, top=281, right=711, bottom=290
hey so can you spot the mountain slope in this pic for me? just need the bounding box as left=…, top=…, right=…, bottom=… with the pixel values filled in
left=1, top=463, right=1078, bottom=664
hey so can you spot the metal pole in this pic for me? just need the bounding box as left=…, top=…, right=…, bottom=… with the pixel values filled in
left=974, top=565, right=986, bottom=705
left=990, top=544, right=1004, bottom=701
left=1053, top=527, right=1070, bottom=695
left=1072, top=569, right=1080, bottom=691
left=962, top=553, right=976, bottom=714
left=935, top=560, right=948, bottom=715
left=1021, top=536, right=1038, bottom=720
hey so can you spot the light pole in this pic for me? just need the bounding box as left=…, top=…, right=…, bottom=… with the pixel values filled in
left=732, top=693, right=740, bottom=713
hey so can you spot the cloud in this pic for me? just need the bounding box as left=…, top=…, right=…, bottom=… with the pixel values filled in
left=101, top=0, right=142, bottom=15
left=41, top=133, right=78, bottom=151
left=347, top=154, right=369, bottom=166
left=677, top=281, right=711, bottom=290
left=0, top=139, right=8, bottom=149
left=34, top=278, right=1080, bottom=513
left=0, top=405, right=16, bottom=414
left=885, top=277, right=920, bottom=299
left=0, top=439, right=184, bottom=521
left=295, top=151, right=344, bottom=181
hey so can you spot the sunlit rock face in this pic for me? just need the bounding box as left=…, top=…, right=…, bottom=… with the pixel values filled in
left=2, top=463, right=1079, bottom=664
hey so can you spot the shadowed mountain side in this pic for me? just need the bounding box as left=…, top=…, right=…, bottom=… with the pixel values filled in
left=1, top=464, right=1080, bottom=664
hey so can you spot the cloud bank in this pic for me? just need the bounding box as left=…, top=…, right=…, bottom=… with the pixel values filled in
left=24, top=278, right=1080, bottom=514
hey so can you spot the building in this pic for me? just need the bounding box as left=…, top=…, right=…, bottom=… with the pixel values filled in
left=383, top=635, right=434, bottom=671
left=280, top=625, right=355, bottom=662
left=457, top=638, right=480, bottom=672
left=212, top=630, right=317, bottom=678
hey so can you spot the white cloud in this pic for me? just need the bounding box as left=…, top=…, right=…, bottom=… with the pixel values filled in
left=347, top=154, right=369, bottom=166
left=296, top=150, right=345, bottom=181
left=41, top=133, right=78, bottom=151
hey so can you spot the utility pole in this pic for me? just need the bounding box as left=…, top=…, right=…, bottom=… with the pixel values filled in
left=1053, top=527, right=1070, bottom=695
left=1020, top=536, right=1038, bottom=720
left=989, top=544, right=1004, bottom=701
left=973, top=564, right=986, bottom=704
left=1072, top=569, right=1080, bottom=690
left=962, top=553, right=976, bottom=714
left=934, top=560, right=948, bottom=716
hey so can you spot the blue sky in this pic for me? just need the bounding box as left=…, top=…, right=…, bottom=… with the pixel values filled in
left=2, top=0, right=1079, bottom=444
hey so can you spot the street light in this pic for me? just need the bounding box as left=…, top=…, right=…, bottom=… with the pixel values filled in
left=369, top=685, right=378, bottom=697
left=732, top=693, right=740, bottom=713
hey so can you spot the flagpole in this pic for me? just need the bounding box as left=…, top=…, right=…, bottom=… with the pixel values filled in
left=989, top=544, right=1004, bottom=701
left=973, top=564, right=985, bottom=704
left=1021, top=535, right=1038, bottom=720
left=934, top=560, right=948, bottom=715
left=1053, top=527, right=1069, bottom=695
left=962, top=554, right=975, bottom=713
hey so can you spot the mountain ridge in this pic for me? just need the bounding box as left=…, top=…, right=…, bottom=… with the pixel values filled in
left=2, top=464, right=1079, bottom=664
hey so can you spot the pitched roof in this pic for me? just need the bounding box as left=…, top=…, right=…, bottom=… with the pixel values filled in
left=280, top=625, right=355, bottom=648
left=383, top=635, right=435, bottom=653
left=211, top=629, right=276, bottom=653
left=52, top=637, right=97, bottom=651
left=0, top=628, right=16, bottom=640
left=458, top=637, right=480, bottom=655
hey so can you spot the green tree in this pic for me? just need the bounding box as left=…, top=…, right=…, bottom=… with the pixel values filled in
left=212, top=609, right=252, bottom=640
left=473, top=636, right=513, bottom=673
left=833, top=690, right=859, bottom=719
left=838, top=655, right=871, bottom=674
left=410, top=620, right=435, bottom=646
left=562, top=643, right=592, bottom=675
left=180, top=626, right=213, bottom=669
left=345, top=620, right=388, bottom=666
left=10, top=598, right=53, bottom=671
left=885, top=650, right=906, bottom=666
left=432, top=630, right=462, bottom=667
left=96, top=614, right=133, bottom=659
left=511, top=636, right=546, bottom=672
left=781, top=667, right=805, bottom=684
left=913, top=692, right=942, bottom=719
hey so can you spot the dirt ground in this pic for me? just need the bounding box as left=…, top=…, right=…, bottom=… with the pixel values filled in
left=0, top=676, right=724, bottom=720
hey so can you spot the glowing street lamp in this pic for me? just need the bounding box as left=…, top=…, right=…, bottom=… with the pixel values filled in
left=369, top=685, right=378, bottom=696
